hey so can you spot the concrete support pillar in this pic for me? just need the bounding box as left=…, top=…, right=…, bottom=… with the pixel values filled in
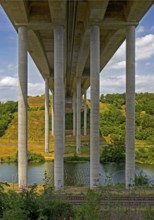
left=76, top=77, right=81, bottom=154
left=125, top=26, right=136, bottom=189
left=45, top=78, right=49, bottom=153
left=52, top=90, right=54, bottom=136
left=73, top=91, right=76, bottom=136
left=84, top=91, right=87, bottom=136
left=54, top=26, right=65, bottom=190
left=90, top=25, right=100, bottom=188
left=18, top=26, right=28, bottom=188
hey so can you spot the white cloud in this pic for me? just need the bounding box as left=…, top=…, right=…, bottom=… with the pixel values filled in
left=136, top=34, right=154, bottom=60
left=0, top=76, right=17, bottom=87
left=136, top=26, right=145, bottom=34
left=104, top=34, right=154, bottom=71
left=99, top=73, right=154, bottom=95
left=100, top=75, right=126, bottom=94
left=28, top=82, right=44, bottom=96
left=136, top=74, right=154, bottom=92
left=108, top=61, right=126, bottom=70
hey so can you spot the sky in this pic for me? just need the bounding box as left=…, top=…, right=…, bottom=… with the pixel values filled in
left=0, top=4, right=154, bottom=102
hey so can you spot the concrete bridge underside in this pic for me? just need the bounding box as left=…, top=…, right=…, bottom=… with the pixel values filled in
left=1, top=0, right=154, bottom=190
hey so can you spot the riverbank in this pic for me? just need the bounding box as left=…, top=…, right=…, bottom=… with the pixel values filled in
left=2, top=182, right=154, bottom=196
left=0, top=143, right=154, bottom=165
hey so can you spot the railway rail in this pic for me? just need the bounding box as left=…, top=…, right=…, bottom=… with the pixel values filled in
left=54, top=195, right=154, bottom=207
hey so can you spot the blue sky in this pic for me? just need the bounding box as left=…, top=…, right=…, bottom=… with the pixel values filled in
left=0, top=5, right=154, bottom=101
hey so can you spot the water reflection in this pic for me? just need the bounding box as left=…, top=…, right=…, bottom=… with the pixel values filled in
left=0, top=162, right=153, bottom=186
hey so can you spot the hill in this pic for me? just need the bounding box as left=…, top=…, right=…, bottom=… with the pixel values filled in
left=0, top=93, right=153, bottom=164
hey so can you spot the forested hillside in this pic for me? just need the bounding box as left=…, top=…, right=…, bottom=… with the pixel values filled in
left=100, top=93, right=154, bottom=145
left=0, top=93, right=153, bottom=163
left=0, top=93, right=153, bottom=145
left=0, top=101, right=18, bottom=137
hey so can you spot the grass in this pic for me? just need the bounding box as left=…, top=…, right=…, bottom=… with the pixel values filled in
left=135, top=145, right=154, bottom=165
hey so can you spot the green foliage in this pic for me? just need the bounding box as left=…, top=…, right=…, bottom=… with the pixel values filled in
left=64, top=153, right=90, bottom=163
left=27, top=152, right=45, bottom=163
left=40, top=200, right=74, bottom=220
left=135, top=171, right=149, bottom=186
left=101, top=93, right=125, bottom=108
left=100, top=92, right=154, bottom=142
left=2, top=152, right=45, bottom=164
left=0, top=184, right=74, bottom=220
left=100, top=144, right=125, bottom=163
left=65, top=112, right=73, bottom=129
left=65, top=109, right=90, bottom=130
left=0, top=101, right=18, bottom=137
left=135, top=146, right=154, bottom=164
left=100, top=106, right=125, bottom=138
left=74, top=189, right=101, bottom=220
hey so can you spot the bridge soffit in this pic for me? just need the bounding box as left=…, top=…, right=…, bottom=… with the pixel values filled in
left=28, top=30, right=51, bottom=78
left=75, top=0, right=110, bottom=79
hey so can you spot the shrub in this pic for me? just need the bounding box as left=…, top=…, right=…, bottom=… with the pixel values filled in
left=100, top=145, right=125, bottom=163
left=135, top=171, right=149, bottom=186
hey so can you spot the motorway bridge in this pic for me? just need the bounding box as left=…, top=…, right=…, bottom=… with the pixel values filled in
left=1, top=0, right=154, bottom=190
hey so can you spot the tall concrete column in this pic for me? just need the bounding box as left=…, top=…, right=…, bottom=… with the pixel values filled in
left=125, top=26, right=136, bottom=189
left=54, top=26, right=65, bottom=190
left=51, top=90, right=54, bottom=136
left=84, top=91, right=87, bottom=136
left=76, top=77, right=81, bottom=154
left=18, top=26, right=28, bottom=188
left=45, top=78, right=49, bottom=153
left=90, top=25, right=100, bottom=188
left=73, top=91, right=76, bottom=136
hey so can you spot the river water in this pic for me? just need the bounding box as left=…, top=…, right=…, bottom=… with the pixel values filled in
left=0, top=162, right=154, bottom=186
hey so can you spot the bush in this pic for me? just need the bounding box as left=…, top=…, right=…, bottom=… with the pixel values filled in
left=135, top=171, right=149, bottom=186
left=74, top=189, right=101, bottom=220
left=100, top=145, right=125, bottom=163
left=64, top=154, right=89, bottom=163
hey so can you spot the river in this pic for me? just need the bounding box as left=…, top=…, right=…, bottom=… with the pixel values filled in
left=0, top=162, right=154, bottom=186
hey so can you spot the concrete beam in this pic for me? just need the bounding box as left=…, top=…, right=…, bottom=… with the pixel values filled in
left=48, top=0, right=66, bottom=25
left=100, top=29, right=126, bottom=70
left=1, top=0, right=28, bottom=23
left=28, top=30, right=51, bottom=78
left=124, top=0, right=154, bottom=22
left=76, top=30, right=90, bottom=78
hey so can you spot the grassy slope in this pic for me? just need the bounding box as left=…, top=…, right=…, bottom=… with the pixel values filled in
left=0, top=96, right=54, bottom=159
left=0, top=96, right=107, bottom=160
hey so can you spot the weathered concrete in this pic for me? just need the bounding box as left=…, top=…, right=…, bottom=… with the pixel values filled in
left=76, top=77, right=81, bottom=154
left=18, top=26, right=28, bottom=188
left=45, top=77, right=49, bottom=153
left=90, top=26, right=100, bottom=189
left=73, top=91, right=76, bottom=136
left=51, top=90, right=54, bottom=136
left=125, top=26, right=136, bottom=189
left=84, top=91, right=87, bottom=136
left=54, top=26, right=65, bottom=190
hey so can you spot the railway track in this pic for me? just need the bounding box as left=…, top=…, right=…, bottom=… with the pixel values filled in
left=55, top=195, right=154, bottom=207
